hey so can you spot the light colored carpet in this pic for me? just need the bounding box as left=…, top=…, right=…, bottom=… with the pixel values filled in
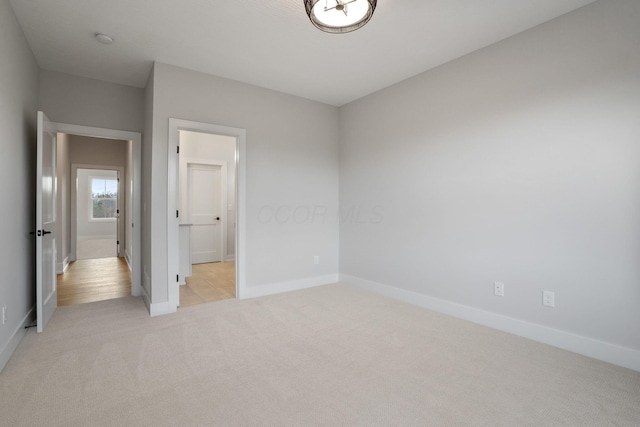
left=76, top=238, right=117, bottom=260
left=1, top=284, right=639, bottom=426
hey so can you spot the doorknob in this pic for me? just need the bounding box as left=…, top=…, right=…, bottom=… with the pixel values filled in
left=216, top=217, right=220, bottom=221
left=42, top=230, right=52, bottom=235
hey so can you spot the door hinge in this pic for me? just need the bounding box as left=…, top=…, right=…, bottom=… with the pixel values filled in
left=176, top=274, right=179, bottom=282
left=177, top=146, right=180, bottom=154
left=176, top=210, right=179, bottom=218
left=117, top=240, right=120, bottom=245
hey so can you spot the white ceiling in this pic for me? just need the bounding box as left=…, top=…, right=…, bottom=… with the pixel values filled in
left=9, top=0, right=597, bottom=106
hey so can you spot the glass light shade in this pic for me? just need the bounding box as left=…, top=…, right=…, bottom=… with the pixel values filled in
left=304, top=0, right=377, bottom=33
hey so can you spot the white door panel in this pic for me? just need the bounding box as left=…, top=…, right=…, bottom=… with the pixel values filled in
left=188, top=165, right=222, bottom=264
left=191, top=225, right=218, bottom=264
left=36, top=111, right=57, bottom=333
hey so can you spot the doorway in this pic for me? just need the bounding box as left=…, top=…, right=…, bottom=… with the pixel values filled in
left=178, top=131, right=236, bottom=307
left=73, top=167, right=122, bottom=260
left=168, top=119, right=246, bottom=311
left=52, top=125, right=141, bottom=307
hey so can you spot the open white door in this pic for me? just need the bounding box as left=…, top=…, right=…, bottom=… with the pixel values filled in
left=36, top=111, right=57, bottom=333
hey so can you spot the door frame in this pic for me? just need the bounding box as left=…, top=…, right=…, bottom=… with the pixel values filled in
left=53, top=122, right=142, bottom=297
left=168, top=118, right=246, bottom=311
left=70, top=165, right=125, bottom=260
left=182, top=158, right=228, bottom=263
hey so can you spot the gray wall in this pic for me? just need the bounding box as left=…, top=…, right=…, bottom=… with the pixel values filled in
left=38, top=70, right=144, bottom=133
left=0, top=0, right=39, bottom=370
left=68, top=135, right=128, bottom=166
left=339, top=0, right=640, bottom=352
left=147, top=62, right=339, bottom=304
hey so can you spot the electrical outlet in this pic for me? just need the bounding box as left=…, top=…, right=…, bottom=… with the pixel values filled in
left=494, top=281, right=504, bottom=297
left=543, top=291, right=555, bottom=307
left=314, top=255, right=320, bottom=265
left=2, top=306, right=6, bottom=325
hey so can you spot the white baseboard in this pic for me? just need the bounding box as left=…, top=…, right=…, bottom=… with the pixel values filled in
left=124, top=251, right=132, bottom=271
left=340, top=274, right=640, bottom=373
left=141, top=270, right=151, bottom=313
left=140, top=285, right=173, bottom=317
left=0, top=307, right=35, bottom=373
left=142, top=269, right=151, bottom=295
left=149, top=301, right=175, bottom=317
left=225, top=254, right=235, bottom=262
left=140, top=270, right=176, bottom=317
left=56, top=255, right=70, bottom=274
left=240, top=273, right=339, bottom=300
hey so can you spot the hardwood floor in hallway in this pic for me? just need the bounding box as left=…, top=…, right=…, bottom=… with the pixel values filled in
left=57, top=257, right=131, bottom=306
left=180, top=262, right=235, bottom=307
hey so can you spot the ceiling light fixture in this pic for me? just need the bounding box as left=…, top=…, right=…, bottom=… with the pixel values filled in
left=304, top=0, right=376, bottom=34
left=95, top=33, right=114, bottom=45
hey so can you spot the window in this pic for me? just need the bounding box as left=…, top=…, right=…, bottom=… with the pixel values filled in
left=90, top=177, right=117, bottom=220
